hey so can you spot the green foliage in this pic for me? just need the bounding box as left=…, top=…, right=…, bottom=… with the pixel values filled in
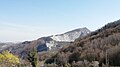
left=27, top=48, right=39, bottom=67
left=0, top=50, right=20, bottom=67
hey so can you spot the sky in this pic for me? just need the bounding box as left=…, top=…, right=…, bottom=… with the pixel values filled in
left=0, top=0, right=120, bottom=42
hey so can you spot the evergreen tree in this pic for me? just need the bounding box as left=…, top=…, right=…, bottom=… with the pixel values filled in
left=27, top=48, right=39, bottom=67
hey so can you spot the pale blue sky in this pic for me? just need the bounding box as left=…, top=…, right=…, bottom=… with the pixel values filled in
left=0, top=0, right=120, bottom=42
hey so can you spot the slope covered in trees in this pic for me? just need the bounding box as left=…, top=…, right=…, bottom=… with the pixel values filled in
left=45, top=19, right=120, bottom=66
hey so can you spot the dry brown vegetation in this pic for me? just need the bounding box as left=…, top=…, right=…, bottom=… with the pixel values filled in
left=45, top=19, right=120, bottom=66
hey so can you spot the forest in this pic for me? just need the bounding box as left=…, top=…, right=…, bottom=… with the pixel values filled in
left=0, top=20, right=120, bottom=67
left=45, top=19, right=120, bottom=67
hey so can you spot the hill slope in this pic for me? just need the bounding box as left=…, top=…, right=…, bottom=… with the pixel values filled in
left=45, top=19, right=120, bottom=66
left=0, top=27, right=90, bottom=59
left=50, top=27, right=90, bottom=42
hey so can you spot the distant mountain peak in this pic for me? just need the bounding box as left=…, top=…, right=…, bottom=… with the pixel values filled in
left=64, top=27, right=89, bottom=34
left=50, top=27, right=90, bottom=42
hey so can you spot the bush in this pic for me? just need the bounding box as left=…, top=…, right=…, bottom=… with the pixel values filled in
left=0, top=51, right=20, bottom=67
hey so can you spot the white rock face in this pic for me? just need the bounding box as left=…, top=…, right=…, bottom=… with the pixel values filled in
left=50, top=27, right=90, bottom=42
left=46, top=41, right=55, bottom=50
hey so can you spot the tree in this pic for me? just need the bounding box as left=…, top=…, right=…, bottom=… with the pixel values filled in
left=27, top=48, right=39, bottom=67
left=0, top=50, right=20, bottom=67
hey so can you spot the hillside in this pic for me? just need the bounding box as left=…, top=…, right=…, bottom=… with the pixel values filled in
left=45, top=19, right=120, bottom=66
left=0, top=28, right=90, bottom=59
left=50, top=27, right=90, bottom=42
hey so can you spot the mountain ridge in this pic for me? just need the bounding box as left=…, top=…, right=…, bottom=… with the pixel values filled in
left=45, top=19, right=120, bottom=66
left=0, top=27, right=90, bottom=57
left=50, top=27, right=90, bottom=42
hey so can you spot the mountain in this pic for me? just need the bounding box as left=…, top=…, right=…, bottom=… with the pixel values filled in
left=45, top=19, right=120, bottom=66
left=0, top=42, right=16, bottom=51
left=0, top=27, right=90, bottom=57
left=50, top=27, right=90, bottom=42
